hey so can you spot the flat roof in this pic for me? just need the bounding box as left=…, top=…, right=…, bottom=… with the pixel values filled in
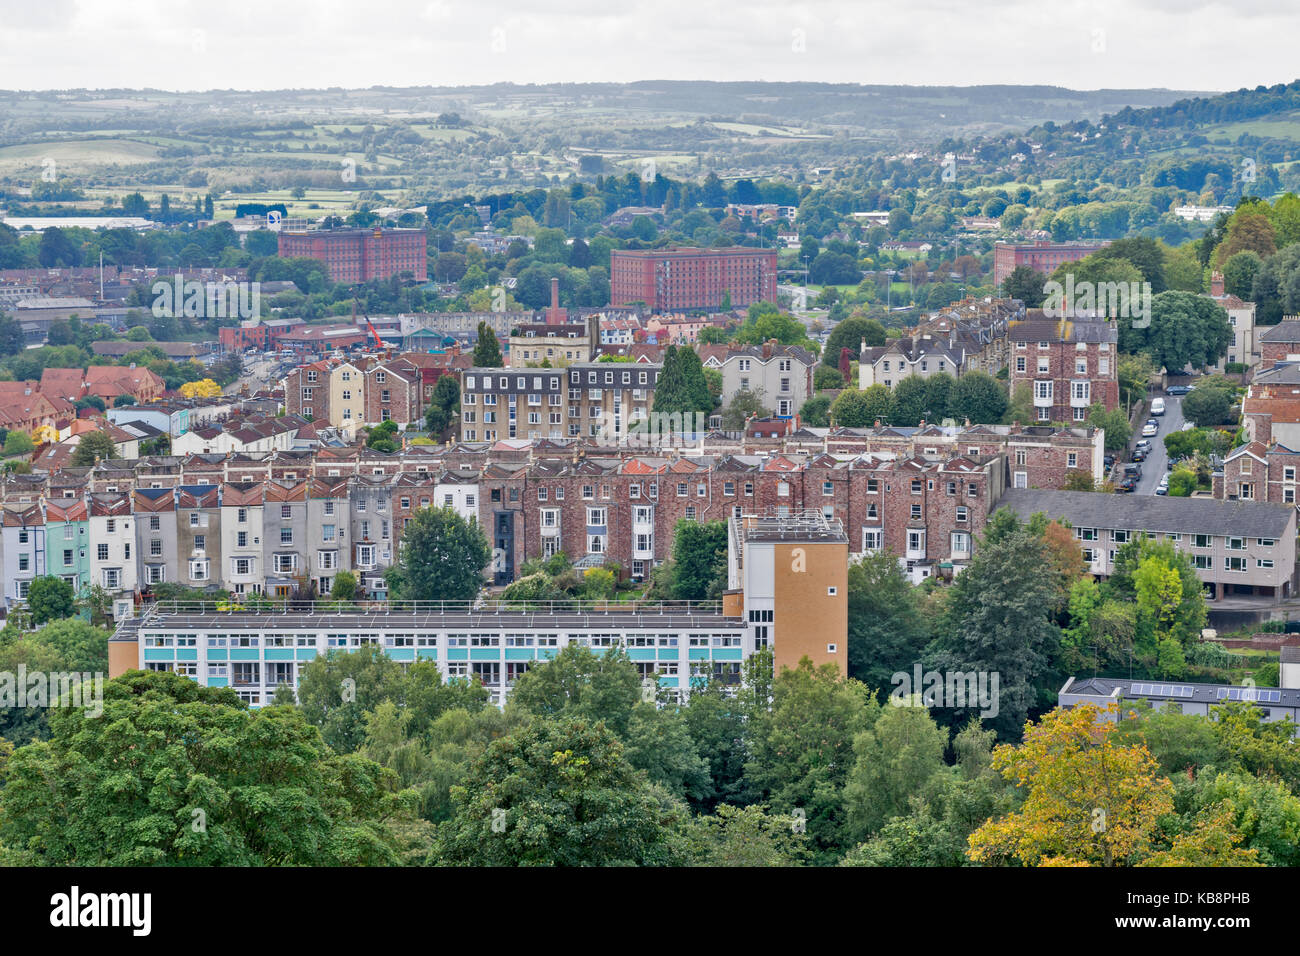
left=119, top=601, right=741, bottom=638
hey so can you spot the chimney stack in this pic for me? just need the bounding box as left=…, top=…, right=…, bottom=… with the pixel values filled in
left=1210, top=271, right=1225, bottom=297
left=548, top=277, right=561, bottom=325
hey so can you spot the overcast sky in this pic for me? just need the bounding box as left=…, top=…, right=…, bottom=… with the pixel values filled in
left=0, top=0, right=1293, bottom=93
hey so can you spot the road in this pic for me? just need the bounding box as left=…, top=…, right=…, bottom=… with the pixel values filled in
left=226, top=354, right=285, bottom=396
left=1132, top=394, right=1184, bottom=496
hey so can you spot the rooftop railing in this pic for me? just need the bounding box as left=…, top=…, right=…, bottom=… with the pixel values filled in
left=135, top=596, right=735, bottom=628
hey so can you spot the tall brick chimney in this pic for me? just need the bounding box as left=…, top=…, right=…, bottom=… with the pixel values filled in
left=1210, top=271, right=1225, bottom=297
left=548, top=277, right=561, bottom=325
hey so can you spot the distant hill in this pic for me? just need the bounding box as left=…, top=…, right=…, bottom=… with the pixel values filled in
left=0, top=81, right=1205, bottom=140
left=0, top=81, right=1230, bottom=205
left=1102, top=80, right=1300, bottom=133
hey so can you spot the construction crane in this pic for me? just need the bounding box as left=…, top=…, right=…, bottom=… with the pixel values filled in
left=353, top=295, right=387, bottom=355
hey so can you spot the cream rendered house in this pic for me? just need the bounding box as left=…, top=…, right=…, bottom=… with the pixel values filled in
left=329, top=362, right=365, bottom=439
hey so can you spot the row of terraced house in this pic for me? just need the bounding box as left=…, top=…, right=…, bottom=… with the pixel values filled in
left=0, top=421, right=1103, bottom=619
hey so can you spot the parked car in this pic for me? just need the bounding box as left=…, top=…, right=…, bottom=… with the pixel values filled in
left=1116, top=477, right=1137, bottom=493
left=1135, top=439, right=1152, bottom=451
left=1141, top=422, right=1158, bottom=437
left=1132, top=447, right=1147, bottom=461
left=1103, top=455, right=1115, bottom=470
left=1151, top=397, right=1166, bottom=416
left=1156, top=475, right=1169, bottom=496
left=1167, top=385, right=1193, bottom=395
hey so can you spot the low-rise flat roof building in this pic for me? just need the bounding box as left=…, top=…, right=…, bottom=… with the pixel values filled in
left=1059, top=675, right=1300, bottom=736
left=997, top=488, right=1297, bottom=602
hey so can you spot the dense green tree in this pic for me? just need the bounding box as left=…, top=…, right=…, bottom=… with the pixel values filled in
left=927, top=511, right=1061, bottom=739
left=1086, top=403, right=1132, bottom=453
left=3, top=431, right=34, bottom=456
left=423, top=374, right=460, bottom=435
left=745, top=659, right=878, bottom=860
left=0, top=619, right=111, bottom=745
left=1114, top=704, right=1219, bottom=778
left=890, top=375, right=931, bottom=426
left=0, top=314, right=25, bottom=356
left=1121, top=290, right=1232, bottom=373
left=329, top=570, right=358, bottom=601
left=70, top=430, right=117, bottom=466
left=622, top=702, right=712, bottom=803
left=1250, top=243, right=1300, bottom=325
left=948, top=371, right=1008, bottom=424
left=429, top=716, right=689, bottom=866
left=846, top=550, right=930, bottom=694
left=720, top=388, right=771, bottom=430
left=384, top=505, right=491, bottom=603
left=1222, top=250, right=1263, bottom=299
left=1091, top=236, right=1168, bottom=293
left=823, top=316, right=886, bottom=365
left=471, top=322, right=503, bottom=367
left=1001, top=265, right=1048, bottom=307
left=681, top=678, right=753, bottom=811
left=1182, top=771, right=1300, bottom=867
left=733, top=311, right=814, bottom=350
left=0, top=670, right=415, bottom=865
left=799, top=393, right=832, bottom=426
left=831, top=385, right=893, bottom=427
left=1181, top=383, right=1236, bottom=426
left=25, top=576, right=75, bottom=625
left=844, top=702, right=949, bottom=840
left=651, top=344, right=713, bottom=425
left=297, top=645, right=409, bottom=754
left=416, top=706, right=514, bottom=823
left=297, top=646, right=487, bottom=754
left=686, top=804, right=810, bottom=866
left=1103, top=537, right=1205, bottom=676
left=1213, top=210, right=1276, bottom=267
left=506, top=643, right=640, bottom=737
left=813, top=365, right=845, bottom=390
left=1208, top=701, right=1300, bottom=789
left=655, top=519, right=729, bottom=601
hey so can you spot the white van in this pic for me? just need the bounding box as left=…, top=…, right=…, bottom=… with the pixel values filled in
left=1150, top=397, right=1165, bottom=416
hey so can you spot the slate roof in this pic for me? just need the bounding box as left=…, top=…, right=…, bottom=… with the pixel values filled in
left=1062, top=676, right=1300, bottom=709
left=997, top=488, right=1293, bottom=538
left=1260, top=321, right=1300, bottom=344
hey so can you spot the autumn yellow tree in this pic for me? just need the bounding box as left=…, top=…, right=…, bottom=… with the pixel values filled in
left=1041, top=520, right=1088, bottom=611
left=180, top=378, right=222, bottom=399
left=968, top=703, right=1174, bottom=866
